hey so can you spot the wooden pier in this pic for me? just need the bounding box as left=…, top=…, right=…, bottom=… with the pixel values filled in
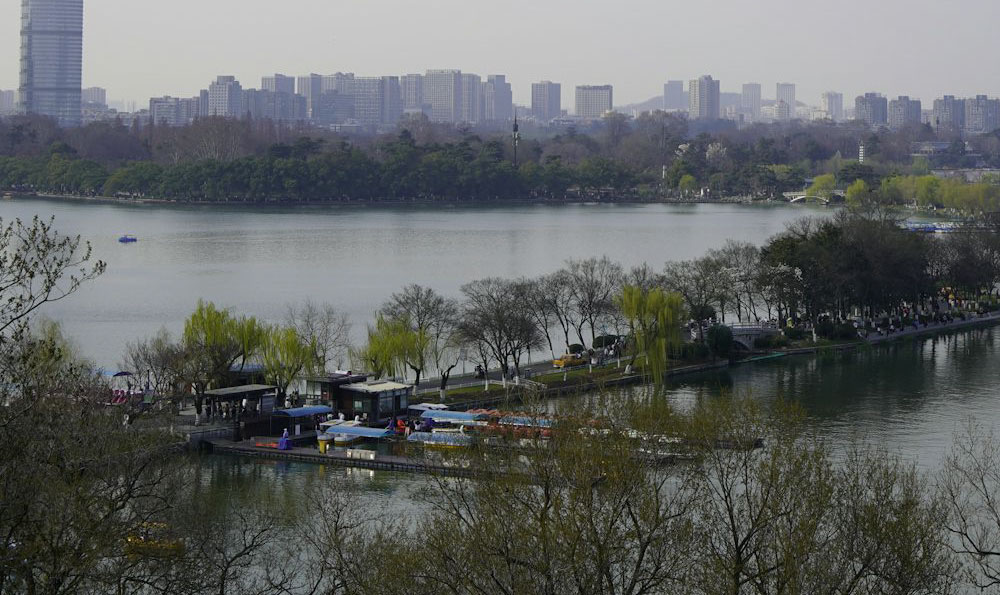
left=208, top=440, right=480, bottom=477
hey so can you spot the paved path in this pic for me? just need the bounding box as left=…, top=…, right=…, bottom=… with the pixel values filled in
left=863, top=311, right=1000, bottom=344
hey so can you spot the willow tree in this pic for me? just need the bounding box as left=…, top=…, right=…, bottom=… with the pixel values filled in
left=181, top=300, right=256, bottom=424
left=261, top=326, right=317, bottom=405
left=618, top=285, right=685, bottom=383
left=354, top=315, right=425, bottom=382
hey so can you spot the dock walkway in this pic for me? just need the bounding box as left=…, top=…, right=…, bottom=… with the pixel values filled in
left=209, top=440, right=479, bottom=477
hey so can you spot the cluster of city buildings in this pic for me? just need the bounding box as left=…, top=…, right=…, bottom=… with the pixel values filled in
left=6, top=0, right=1000, bottom=137
left=669, top=77, right=999, bottom=136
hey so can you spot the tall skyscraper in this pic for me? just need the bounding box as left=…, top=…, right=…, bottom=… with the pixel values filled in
left=741, top=83, right=761, bottom=121
left=19, top=0, right=84, bottom=126
left=932, top=95, right=965, bottom=131
left=423, top=70, right=462, bottom=123
left=208, top=76, right=243, bottom=118
left=575, top=85, right=613, bottom=118
left=663, top=80, right=684, bottom=110
left=888, top=96, right=921, bottom=130
left=531, top=81, right=561, bottom=121
left=776, top=83, right=796, bottom=120
left=689, top=75, right=720, bottom=121
left=400, top=74, right=424, bottom=110
left=482, top=75, right=512, bottom=122
left=821, top=91, right=843, bottom=121
left=460, top=73, right=482, bottom=124
left=855, top=93, right=888, bottom=127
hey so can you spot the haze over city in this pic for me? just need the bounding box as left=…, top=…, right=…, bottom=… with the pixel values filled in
left=3, top=0, right=1000, bottom=108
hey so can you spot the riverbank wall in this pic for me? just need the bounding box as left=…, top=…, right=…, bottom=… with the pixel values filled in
left=21, top=192, right=759, bottom=209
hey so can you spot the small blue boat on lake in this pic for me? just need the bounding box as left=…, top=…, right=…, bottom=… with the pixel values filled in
left=118, top=234, right=138, bottom=243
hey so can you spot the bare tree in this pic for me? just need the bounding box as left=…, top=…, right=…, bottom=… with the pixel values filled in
left=121, top=326, right=186, bottom=399
left=0, top=216, right=105, bottom=345
left=943, top=421, right=1000, bottom=590
left=458, top=278, right=543, bottom=380
left=379, top=284, right=460, bottom=391
left=566, top=257, right=624, bottom=348
left=285, top=300, right=352, bottom=372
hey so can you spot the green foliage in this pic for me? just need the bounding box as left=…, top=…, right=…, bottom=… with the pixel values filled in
left=806, top=173, right=836, bottom=199
left=618, top=285, right=686, bottom=383
left=706, top=323, right=734, bottom=358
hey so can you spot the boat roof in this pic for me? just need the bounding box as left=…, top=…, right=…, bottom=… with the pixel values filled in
left=420, top=410, right=488, bottom=422
left=342, top=380, right=411, bottom=394
left=409, top=403, right=450, bottom=411
left=204, top=384, right=277, bottom=397
left=499, top=415, right=554, bottom=428
left=322, top=426, right=393, bottom=439
left=272, top=406, right=333, bottom=418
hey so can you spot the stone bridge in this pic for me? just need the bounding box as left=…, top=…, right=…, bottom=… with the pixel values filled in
left=728, top=323, right=781, bottom=350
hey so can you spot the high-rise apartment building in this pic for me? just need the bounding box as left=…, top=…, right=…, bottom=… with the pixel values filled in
left=932, top=95, right=965, bottom=131
left=242, top=88, right=304, bottom=122
left=531, top=81, right=561, bottom=121
left=460, top=73, right=482, bottom=123
left=353, top=76, right=401, bottom=127
left=821, top=91, right=843, bottom=121
left=964, top=95, right=1000, bottom=135
left=774, top=100, right=792, bottom=122
left=296, top=74, right=322, bottom=119
left=0, top=90, right=16, bottom=113
left=19, top=0, right=84, bottom=126
left=149, top=95, right=202, bottom=127
left=400, top=74, right=423, bottom=110
left=82, top=87, right=106, bottom=107
left=888, top=96, right=921, bottom=130
left=575, top=85, right=613, bottom=118
left=855, top=93, right=887, bottom=127
left=316, top=91, right=354, bottom=124
left=208, top=76, right=243, bottom=118
left=663, top=80, right=684, bottom=110
left=322, top=72, right=355, bottom=95
left=423, top=70, right=462, bottom=123
left=482, top=75, right=513, bottom=122
left=776, top=83, right=796, bottom=120
left=262, top=74, right=295, bottom=96
left=689, top=75, right=720, bottom=121
left=741, top=83, right=761, bottom=121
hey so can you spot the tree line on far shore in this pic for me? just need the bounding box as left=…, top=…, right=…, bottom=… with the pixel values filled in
left=3, top=112, right=1000, bottom=208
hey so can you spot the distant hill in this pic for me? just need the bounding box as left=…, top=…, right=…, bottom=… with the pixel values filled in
left=617, top=91, right=744, bottom=114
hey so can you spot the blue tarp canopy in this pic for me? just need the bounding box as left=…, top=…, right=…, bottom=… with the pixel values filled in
left=499, top=415, right=553, bottom=428
left=273, top=406, right=333, bottom=418
left=420, top=410, right=489, bottom=422
left=322, top=426, right=393, bottom=439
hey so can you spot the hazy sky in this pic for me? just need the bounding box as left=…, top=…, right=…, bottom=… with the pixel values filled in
left=3, top=0, right=1000, bottom=109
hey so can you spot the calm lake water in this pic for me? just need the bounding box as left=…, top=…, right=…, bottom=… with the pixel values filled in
left=4, top=197, right=994, bottom=506
left=0, top=197, right=825, bottom=368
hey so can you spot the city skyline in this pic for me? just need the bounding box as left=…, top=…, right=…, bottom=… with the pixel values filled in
left=3, top=0, right=1000, bottom=110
